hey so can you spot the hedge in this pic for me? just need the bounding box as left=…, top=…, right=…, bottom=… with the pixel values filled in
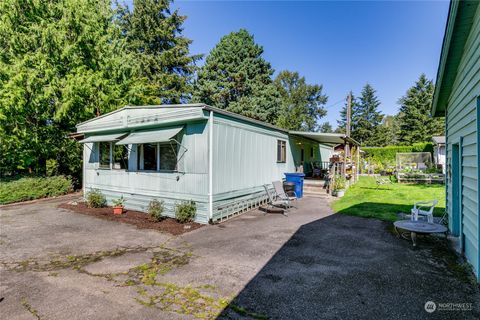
left=0, top=175, right=73, bottom=204
left=363, top=142, right=434, bottom=172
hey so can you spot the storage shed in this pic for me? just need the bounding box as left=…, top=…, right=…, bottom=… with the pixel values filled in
left=76, top=104, right=337, bottom=223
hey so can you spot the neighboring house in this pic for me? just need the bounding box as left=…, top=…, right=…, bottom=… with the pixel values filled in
left=432, top=0, right=480, bottom=281
left=76, top=104, right=351, bottom=223
left=432, top=136, right=446, bottom=173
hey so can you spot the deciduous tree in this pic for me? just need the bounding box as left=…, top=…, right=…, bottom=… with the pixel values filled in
left=274, top=70, right=327, bottom=131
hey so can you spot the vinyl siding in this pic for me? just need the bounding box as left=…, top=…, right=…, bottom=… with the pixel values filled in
left=83, top=121, right=210, bottom=223
left=445, top=4, right=480, bottom=279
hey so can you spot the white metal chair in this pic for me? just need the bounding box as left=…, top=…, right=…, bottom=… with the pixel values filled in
left=263, top=184, right=290, bottom=216
left=375, top=176, right=392, bottom=189
left=411, top=200, right=438, bottom=223
left=272, top=180, right=297, bottom=203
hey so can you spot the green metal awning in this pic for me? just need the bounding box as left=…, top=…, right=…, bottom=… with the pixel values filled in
left=116, top=126, right=183, bottom=145
left=79, top=133, right=127, bottom=143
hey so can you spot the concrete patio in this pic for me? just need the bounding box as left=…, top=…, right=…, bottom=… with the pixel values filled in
left=0, top=194, right=478, bottom=319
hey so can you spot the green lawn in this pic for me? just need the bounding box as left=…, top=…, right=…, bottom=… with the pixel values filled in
left=332, top=176, right=446, bottom=222
left=0, top=175, right=73, bottom=205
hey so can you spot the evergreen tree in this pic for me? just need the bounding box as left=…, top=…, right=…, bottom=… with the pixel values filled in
left=397, top=74, right=445, bottom=144
left=354, top=84, right=384, bottom=145
left=319, top=122, right=334, bottom=133
left=274, top=70, right=327, bottom=131
left=193, top=29, right=280, bottom=123
left=0, top=0, right=141, bottom=176
left=118, top=0, right=200, bottom=103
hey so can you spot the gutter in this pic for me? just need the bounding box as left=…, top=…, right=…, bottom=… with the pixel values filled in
left=208, top=110, right=214, bottom=222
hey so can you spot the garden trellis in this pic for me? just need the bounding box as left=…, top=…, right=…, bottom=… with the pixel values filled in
left=396, top=152, right=444, bottom=184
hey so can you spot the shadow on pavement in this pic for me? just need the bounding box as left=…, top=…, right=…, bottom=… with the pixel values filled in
left=218, top=214, right=479, bottom=320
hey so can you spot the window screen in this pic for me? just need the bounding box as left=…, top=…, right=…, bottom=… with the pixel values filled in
left=160, top=143, right=177, bottom=171
left=99, top=142, right=110, bottom=169
left=113, top=145, right=128, bottom=170
left=277, top=140, right=286, bottom=163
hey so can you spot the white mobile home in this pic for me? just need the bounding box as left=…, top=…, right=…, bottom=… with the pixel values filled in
left=76, top=104, right=348, bottom=223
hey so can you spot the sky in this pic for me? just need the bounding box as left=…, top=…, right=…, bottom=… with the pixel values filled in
left=127, top=0, right=450, bottom=128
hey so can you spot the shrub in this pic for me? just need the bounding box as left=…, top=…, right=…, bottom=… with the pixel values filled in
left=333, top=175, right=347, bottom=190
left=86, top=189, right=106, bottom=208
left=0, top=175, right=73, bottom=204
left=175, top=201, right=196, bottom=223
left=148, top=199, right=165, bottom=222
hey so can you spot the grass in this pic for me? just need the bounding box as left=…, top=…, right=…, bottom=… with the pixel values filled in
left=332, top=176, right=445, bottom=222
left=0, top=175, right=73, bottom=204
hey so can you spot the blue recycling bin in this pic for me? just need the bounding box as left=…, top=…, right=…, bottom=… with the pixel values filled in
left=284, top=172, right=305, bottom=198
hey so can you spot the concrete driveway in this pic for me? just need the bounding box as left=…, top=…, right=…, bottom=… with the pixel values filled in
left=1, top=194, right=478, bottom=319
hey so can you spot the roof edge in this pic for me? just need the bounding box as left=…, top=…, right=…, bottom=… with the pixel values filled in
left=432, top=0, right=457, bottom=116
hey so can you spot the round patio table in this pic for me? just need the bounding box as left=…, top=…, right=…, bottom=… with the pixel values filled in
left=393, top=220, right=448, bottom=247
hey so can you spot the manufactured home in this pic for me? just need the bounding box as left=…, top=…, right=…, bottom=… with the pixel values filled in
left=432, top=0, right=480, bottom=281
left=76, top=104, right=352, bottom=223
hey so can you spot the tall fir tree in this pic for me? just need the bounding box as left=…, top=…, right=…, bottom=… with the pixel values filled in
left=118, top=0, right=200, bottom=103
left=0, top=0, right=142, bottom=176
left=354, top=84, right=384, bottom=145
left=397, top=74, right=445, bottom=144
left=274, top=70, right=327, bottom=131
left=193, top=29, right=280, bottom=123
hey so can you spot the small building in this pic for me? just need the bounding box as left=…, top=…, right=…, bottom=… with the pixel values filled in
left=432, top=0, right=480, bottom=281
left=76, top=104, right=352, bottom=223
left=432, top=136, right=446, bottom=173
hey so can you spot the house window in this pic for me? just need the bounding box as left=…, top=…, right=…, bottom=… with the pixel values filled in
left=99, top=142, right=111, bottom=169
left=137, top=142, right=178, bottom=171
left=301, top=148, right=304, bottom=162
left=160, top=143, right=177, bottom=171
left=138, top=143, right=158, bottom=171
left=311, top=147, right=314, bottom=158
left=113, top=145, right=128, bottom=170
left=277, top=140, right=286, bottom=163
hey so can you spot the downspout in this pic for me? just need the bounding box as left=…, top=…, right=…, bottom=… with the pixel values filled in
left=208, top=110, right=214, bottom=222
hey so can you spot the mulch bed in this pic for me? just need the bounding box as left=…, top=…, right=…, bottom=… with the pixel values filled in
left=58, top=202, right=203, bottom=236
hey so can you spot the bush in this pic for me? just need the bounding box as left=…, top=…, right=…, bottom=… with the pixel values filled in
left=0, top=175, right=73, bottom=204
left=148, top=199, right=165, bottom=222
left=333, top=175, right=347, bottom=190
left=175, top=201, right=196, bottom=223
left=86, top=189, right=106, bottom=208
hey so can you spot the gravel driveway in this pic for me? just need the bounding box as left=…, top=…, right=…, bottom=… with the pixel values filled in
left=0, top=194, right=478, bottom=319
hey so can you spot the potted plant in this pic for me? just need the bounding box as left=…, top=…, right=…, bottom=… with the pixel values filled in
left=333, top=175, right=347, bottom=197
left=112, top=196, right=125, bottom=215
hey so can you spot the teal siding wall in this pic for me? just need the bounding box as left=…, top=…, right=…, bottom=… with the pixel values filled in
left=445, top=4, right=480, bottom=280
left=212, top=114, right=295, bottom=200
left=83, top=121, right=210, bottom=223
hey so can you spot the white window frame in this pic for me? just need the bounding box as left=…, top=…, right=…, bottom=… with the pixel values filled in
left=137, top=142, right=178, bottom=172
left=277, top=140, right=287, bottom=163
left=98, top=142, right=112, bottom=170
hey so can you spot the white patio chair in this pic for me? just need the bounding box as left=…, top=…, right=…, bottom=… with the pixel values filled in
left=411, top=200, right=438, bottom=223
left=263, top=184, right=290, bottom=216
left=375, top=176, right=392, bottom=189
left=272, top=180, right=297, bottom=203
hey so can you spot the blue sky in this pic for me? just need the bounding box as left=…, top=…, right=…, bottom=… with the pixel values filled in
left=127, top=0, right=450, bottom=128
